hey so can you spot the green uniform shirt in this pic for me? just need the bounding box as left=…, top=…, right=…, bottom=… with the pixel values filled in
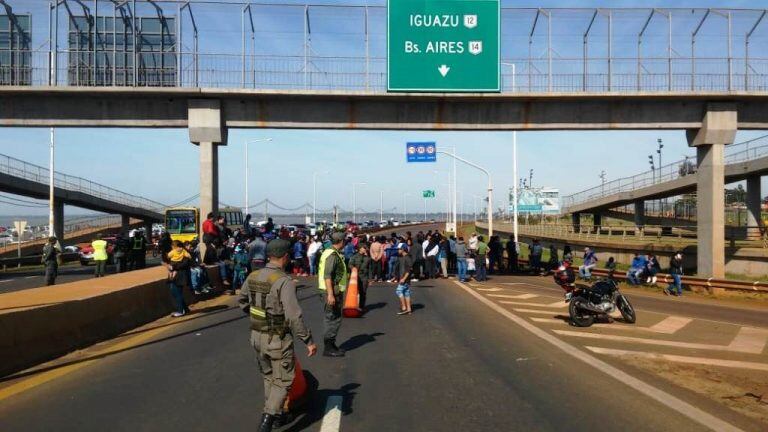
left=348, top=253, right=372, bottom=280
left=476, top=241, right=489, bottom=256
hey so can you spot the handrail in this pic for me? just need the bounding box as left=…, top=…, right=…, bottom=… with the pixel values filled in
left=0, top=152, right=167, bottom=214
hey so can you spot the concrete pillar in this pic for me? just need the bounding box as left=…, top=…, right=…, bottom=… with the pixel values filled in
left=121, top=214, right=130, bottom=234
left=633, top=201, right=645, bottom=234
left=686, top=103, right=737, bottom=279
left=189, top=99, right=226, bottom=254
left=571, top=213, right=581, bottom=233
left=199, top=141, right=219, bottom=238
left=54, top=202, right=64, bottom=242
left=746, top=175, right=762, bottom=240
left=144, top=221, right=154, bottom=243
left=593, top=213, right=602, bottom=233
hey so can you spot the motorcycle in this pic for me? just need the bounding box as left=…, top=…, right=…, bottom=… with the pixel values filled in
left=554, top=262, right=636, bottom=328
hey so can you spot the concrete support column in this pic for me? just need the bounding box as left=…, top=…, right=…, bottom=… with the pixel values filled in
left=189, top=99, right=226, bottom=254
left=54, top=202, right=64, bottom=242
left=571, top=213, right=581, bottom=233
left=746, top=175, right=762, bottom=240
left=121, top=215, right=130, bottom=234
left=144, top=221, right=154, bottom=243
left=199, top=141, right=220, bottom=237
left=633, top=201, right=645, bottom=234
left=687, top=103, right=737, bottom=280
left=593, top=213, right=602, bottom=233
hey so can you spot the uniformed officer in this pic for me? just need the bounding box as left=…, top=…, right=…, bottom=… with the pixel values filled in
left=317, top=232, right=348, bottom=357
left=348, top=242, right=371, bottom=310
left=41, top=236, right=60, bottom=286
left=241, top=239, right=317, bottom=432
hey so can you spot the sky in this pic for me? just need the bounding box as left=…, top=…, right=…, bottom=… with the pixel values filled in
left=1, top=0, right=768, bottom=218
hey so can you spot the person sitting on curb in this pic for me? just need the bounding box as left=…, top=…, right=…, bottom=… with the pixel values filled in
left=626, top=253, right=647, bottom=285
left=665, top=252, right=684, bottom=296
left=578, top=247, right=598, bottom=281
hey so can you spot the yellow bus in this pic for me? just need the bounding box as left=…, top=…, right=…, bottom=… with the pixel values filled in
left=164, top=207, right=244, bottom=243
left=165, top=208, right=199, bottom=243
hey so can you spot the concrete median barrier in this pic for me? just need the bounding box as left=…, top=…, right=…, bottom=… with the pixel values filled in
left=0, top=267, right=203, bottom=377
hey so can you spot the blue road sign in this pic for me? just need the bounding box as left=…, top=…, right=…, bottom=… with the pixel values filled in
left=406, top=142, right=437, bottom=163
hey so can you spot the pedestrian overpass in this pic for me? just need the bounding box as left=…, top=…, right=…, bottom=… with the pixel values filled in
left=0, top=151, right=165, bottom=241
left=3, top=3, right=768, bottom=277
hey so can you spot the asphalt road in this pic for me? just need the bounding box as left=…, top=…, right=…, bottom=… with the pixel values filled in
left=2, top=273, right=762, bottom=431
left=0, top=258, right=162, bottom=294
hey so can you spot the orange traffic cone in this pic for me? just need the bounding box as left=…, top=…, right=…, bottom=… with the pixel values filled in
left=343, top=268, right=363, bottom=318
left=287, top=355, right=308, bottom=410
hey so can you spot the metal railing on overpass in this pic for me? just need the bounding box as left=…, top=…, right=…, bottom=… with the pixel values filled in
left=0, top=152, right=167, bottom=213
left=3, top=5, right=768, bottom=93
left=562, top=134, right=768, bottom=212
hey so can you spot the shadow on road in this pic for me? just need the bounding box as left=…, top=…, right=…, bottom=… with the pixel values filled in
left=340, top=332, right=385, bottom=352
left=411, top=303, right=426, bottom=311
left=363, top=302, right=386, bottom=313
left=1, top=312, right=245, bottom=383
left=285, top=377, right=360, bottom=432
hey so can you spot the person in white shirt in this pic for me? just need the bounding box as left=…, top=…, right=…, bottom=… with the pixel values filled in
left=468, top=233, right=479, bottom=252
left=307, top=237, right=323, bottom=276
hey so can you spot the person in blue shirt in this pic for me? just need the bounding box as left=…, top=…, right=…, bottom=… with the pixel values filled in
left=343, top=238, right=356, bottom=263
left=578, top=247, right=598, bottom=280
left=232, top=244, right=251, bottom=291
left=627, top=253, right=648, bottom=285
left=292, top=237, right=307, bottom=276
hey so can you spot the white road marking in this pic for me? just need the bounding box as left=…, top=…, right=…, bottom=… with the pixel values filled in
left=553, top=330, right=764, bottom=354
left=319, top=395, right=343, bottom=432
left=451, top=280, right=744, bottom=432
left=530, top=317, right=693, bottom=335
left=0, top=279, right=12, bottom=283
left=513, top=308, right=566, bottom=315
left=475, top=287, right=503, bottom=292
left=498, top=300, right=567, bottom=309
left=487, top=293, right=538, bottom=300
left=586, top=346, right=768, bottom=372
left=728, top=327, right=768, bottom=355
left=648, top=316, right=693, bottom=334
left=24, top=276, right=36, bottom=279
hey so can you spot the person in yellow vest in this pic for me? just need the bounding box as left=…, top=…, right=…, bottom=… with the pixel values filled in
left=92, top=233, right=109, bottom=278
left=317, top=232, right=348, bottom=357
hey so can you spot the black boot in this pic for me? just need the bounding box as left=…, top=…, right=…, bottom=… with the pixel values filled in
left=273, top=411, right=295, bottom=428
left=259, top=413, right=275, bottom=432
left=323, top=340, right=345, bottom=357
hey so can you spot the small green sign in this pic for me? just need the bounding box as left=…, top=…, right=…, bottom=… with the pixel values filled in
left=388, top=0, right=500, bottom=92
left=423, top=190, right=436, bottom=198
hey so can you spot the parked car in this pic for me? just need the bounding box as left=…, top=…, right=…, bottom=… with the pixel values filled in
left=64, top=245, right=81, bottom=254
left=78, top=237, right=116, bottom=266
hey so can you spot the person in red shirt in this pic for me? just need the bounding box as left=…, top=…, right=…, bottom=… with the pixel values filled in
left=202, top=212, right=219, bottom=244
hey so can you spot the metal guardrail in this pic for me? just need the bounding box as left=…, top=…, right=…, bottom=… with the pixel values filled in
left=4, top=5, right=768, bottom=93
left=0, top=153, right=166, bottom=213
left=562, top=134, right=768, bottom=211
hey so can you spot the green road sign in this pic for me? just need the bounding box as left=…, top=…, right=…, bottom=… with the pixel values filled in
left=388, top=0, right=500, bottom=93
left=423, top=190, right=436, bottom=198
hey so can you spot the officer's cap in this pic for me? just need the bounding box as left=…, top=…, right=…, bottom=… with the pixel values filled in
left=331, top=232, right=345, bottom=244
left=266, top=239, right=291, bottom=257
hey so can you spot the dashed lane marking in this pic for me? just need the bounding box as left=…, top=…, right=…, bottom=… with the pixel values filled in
left=586, top=346, right=768, bottom=372
left=498, top=300, right=567, bottom=309
left=319, top=395, right=343, bottom=432
left=553, top=330, right=765, bottom=354
left=728, top=327, right=768, bottom=355
left=451, top=280, right=743, bottom=432
left=475, top=287, right=503, bottom=292
left=487, top=293, right=539, bottom=300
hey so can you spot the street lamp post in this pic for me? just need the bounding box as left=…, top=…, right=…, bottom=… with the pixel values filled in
left=380, top=191, right=384, bottom=223
left=313, top=170, right=329, bottom=223
left=403, top=192, right=410, bottom=222
left=49, top=127, right=55, bottom=238
left=512, top=131, right=518, bottom=243
left=352, top=182, right=367, bottom=224
left=245, top=138, right=272, bottom=215
left=437, top=151, right=494, bottom=237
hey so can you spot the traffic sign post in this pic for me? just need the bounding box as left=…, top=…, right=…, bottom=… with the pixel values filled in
left=406, top=142, right=437, bottom=163
left=388, top=0, right=500, bottom=92
left=14, top=220, right=26, bottom=264
left=423, top=190, right=436, bottom=198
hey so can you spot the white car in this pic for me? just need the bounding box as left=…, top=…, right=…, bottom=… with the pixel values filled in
left=392, top=220, right=401, bottom=227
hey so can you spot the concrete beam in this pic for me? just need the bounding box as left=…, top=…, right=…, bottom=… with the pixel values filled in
left=2, top=87, right=768, bottom=130
left=686, top=103, right=739, bottom=147
left=746, top=175, right=762, bottom=240
left=188, top=99, right=227, bottom=145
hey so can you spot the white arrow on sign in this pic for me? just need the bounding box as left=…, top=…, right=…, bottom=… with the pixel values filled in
left=438, top=65, right=451, bottom=77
